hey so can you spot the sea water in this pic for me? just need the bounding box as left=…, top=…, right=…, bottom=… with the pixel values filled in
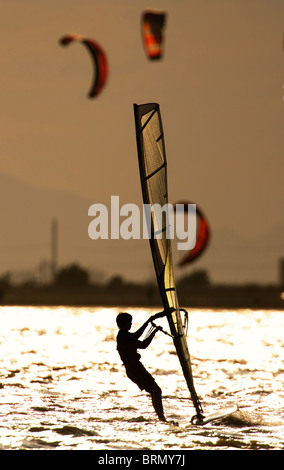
left=0, top=305, right=283, bottom=450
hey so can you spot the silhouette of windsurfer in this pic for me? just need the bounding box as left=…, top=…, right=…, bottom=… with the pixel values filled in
left=116, top=309, right=174, bottom=422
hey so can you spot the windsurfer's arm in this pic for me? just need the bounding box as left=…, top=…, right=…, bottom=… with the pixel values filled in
left=138, top=327, right=160, bottom=349
left=132, top=318, right=152, bottom=339
left=133, top=308, right=174, bottom=339
left=151, top=307, right=175, bottom=320
left=132, top=309, right=169, bottom=339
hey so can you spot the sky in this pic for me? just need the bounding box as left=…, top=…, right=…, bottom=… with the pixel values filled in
left=0, top=0, right=284, bottom=285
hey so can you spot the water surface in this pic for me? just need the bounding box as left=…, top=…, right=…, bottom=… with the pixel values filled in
left=0, top=306, right=283, bottom=450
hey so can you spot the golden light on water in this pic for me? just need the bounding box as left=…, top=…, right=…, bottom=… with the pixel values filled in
left=0, top=306, right=284, bottom=450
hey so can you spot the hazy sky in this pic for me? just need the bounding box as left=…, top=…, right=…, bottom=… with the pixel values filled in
left=0, top=0, right=284, bottom=284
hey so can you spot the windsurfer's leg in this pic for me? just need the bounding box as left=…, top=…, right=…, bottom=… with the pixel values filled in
left=127, top=363, right=166, bottom=421
left=148, top=383, right=166, bottom=421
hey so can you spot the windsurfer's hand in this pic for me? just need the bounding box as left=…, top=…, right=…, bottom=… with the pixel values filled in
left=155, top=326, right=162, bottom=333
left=165, top=307, right=175, bottom=314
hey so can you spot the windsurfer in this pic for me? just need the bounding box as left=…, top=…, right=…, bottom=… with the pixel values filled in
left=116, top=309, right=173, bottom=422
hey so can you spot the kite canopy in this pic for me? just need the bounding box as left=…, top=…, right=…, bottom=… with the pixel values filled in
left=141, top=10, right=167, bottom=60
left=59, top=33, right=108, bottom=98
left=174, top=202, right=210, bottom=267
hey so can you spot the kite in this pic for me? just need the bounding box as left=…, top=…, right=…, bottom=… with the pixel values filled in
left=59, top=33, right=108, bottom=98
left=141, top=10, right=167, bottom=60
left=174, top=201, right=210, bottom=267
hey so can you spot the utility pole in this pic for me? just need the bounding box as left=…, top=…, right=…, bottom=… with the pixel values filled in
left=279, top=258, right=284, bottom=288
left=51, top=218, right=58, bottom=282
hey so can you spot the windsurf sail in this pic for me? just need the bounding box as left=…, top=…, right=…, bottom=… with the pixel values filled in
left=133, top=103, right=203, bottom=421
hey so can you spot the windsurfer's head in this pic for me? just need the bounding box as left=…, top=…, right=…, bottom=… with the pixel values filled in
left=116, top=312, right=132, bottom=330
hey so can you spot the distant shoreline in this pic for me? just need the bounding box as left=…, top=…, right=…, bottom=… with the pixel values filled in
left=1, top=283, right=283, bottom=310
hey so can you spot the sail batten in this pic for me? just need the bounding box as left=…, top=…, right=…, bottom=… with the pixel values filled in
left=133, top=102, right=203, bottom=420
left=145, top=162, right=166, bottom=180
left=141, top=108, right=157, bottom=131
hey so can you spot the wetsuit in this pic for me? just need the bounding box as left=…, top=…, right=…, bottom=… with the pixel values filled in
left=116, top=329, right=157, bottom=392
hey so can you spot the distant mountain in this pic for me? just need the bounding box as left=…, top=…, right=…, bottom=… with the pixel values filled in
left=0, top=173, right=155, bottom=284
left=0, top=173, right=283, bottom=285
left=0, top=173, right=95, bottom=279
